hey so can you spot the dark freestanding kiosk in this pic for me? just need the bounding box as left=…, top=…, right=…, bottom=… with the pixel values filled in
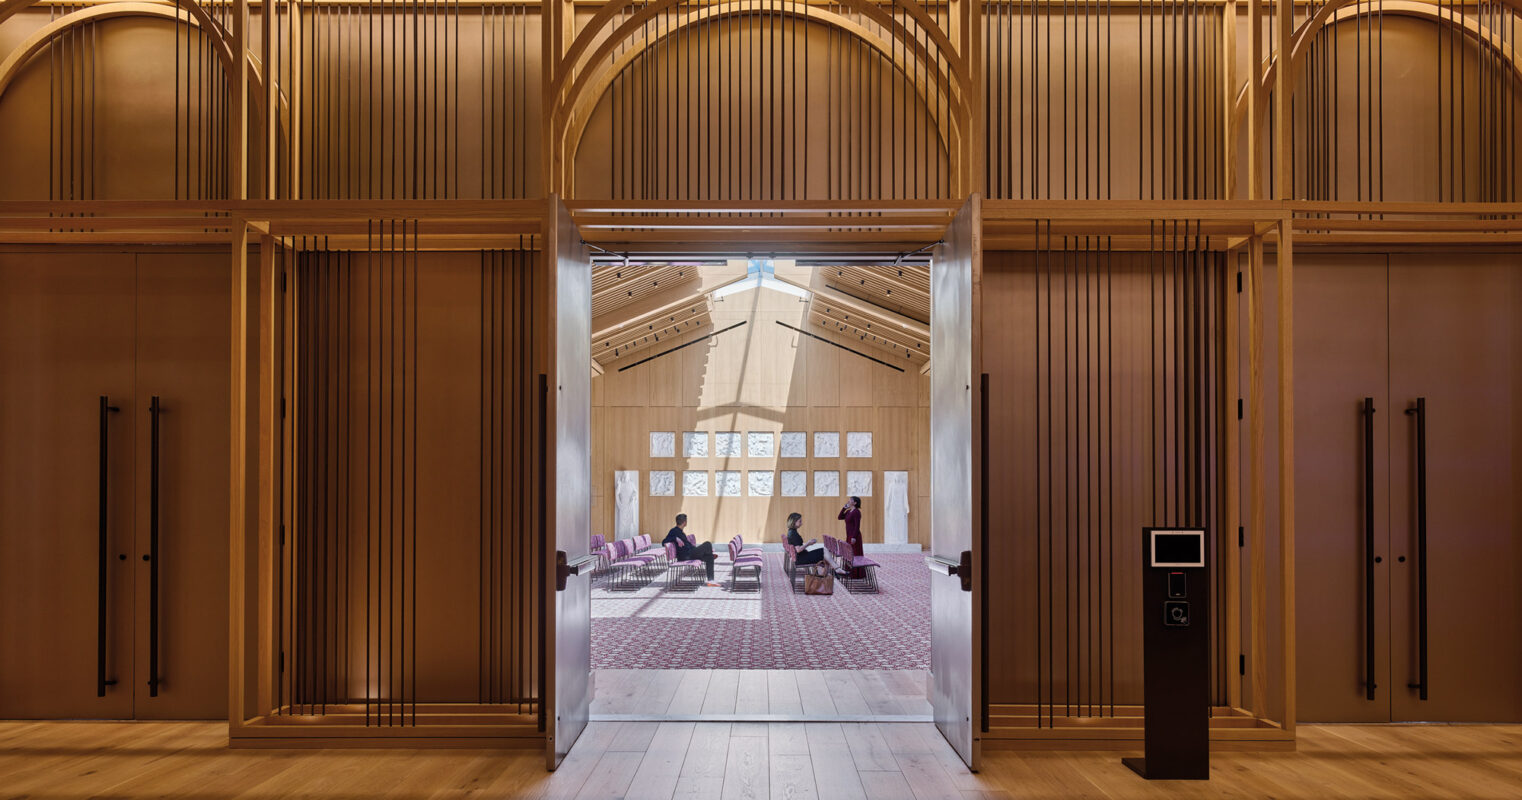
left=1123, top=528, right=1210, bottom=780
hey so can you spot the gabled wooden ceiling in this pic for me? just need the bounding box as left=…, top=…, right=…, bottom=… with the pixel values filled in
left=588, top=261, right=931, bottom=371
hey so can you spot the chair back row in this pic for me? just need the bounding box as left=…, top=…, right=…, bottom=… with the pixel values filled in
left=596, top=532, right=694, bottom=564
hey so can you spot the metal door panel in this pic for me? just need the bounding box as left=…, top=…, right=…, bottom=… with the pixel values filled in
left=546, top=197, right=594, bottom=769
left=132, top=251, right=232, bottom=719
left=1292, top=255, right=1392, bottom=723
left=928, top=195, right=980, bottom=769
left=1389, top=256, right=1522, bottom=722
left=0, top=252, right=137, bottom=719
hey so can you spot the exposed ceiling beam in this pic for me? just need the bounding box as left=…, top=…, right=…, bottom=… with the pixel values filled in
left=773, top=273, right=930, bottom=341
left=590, top=264, right=748, bottom=335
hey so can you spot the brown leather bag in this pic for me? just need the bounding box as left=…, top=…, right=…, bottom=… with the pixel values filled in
left=803, top=563, right=834, bottom=595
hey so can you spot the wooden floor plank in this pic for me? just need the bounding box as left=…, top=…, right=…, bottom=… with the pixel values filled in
left=623, top=721, right=696, bottom=800
left=768, top=722, right=811, bottom=757
left=767, top=753, right=819, bottom=800
left=573, top=750, right=646, bottom=800
left=670, top=721, right=732, bottom=800
left=822, top=671, right=873, bottom=715
left=664, top=670, right=714, bottom=715
left=701, top=670, right=742, bottom=715
left=793, top=671, right=837, bottom=716
left=841, top=722, right=900, bottom=771
left=765, top=671, right=803, bottom=715
left=719, top=733, right=769, bottom=800
left=857, top=770, right=919, bottom=800
left=736, top=670, right=770, bottom=715
left=804, top=722, right=868, bottom=800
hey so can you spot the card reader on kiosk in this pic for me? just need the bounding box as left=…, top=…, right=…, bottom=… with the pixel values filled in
left=1123, top=528, right=1210, bottom=781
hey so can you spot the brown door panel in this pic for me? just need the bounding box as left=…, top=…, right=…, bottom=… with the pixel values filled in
left=132, top=251, right=232, bottom=719
left=1388, top=255, right=1522, bottom=722
left=1292, top=255, right=1392, bottom=723
left=0, top=252, right=137, bottom=719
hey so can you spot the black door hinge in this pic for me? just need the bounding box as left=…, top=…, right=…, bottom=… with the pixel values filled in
left=1238, top=526, right=1245, bottom=548
left=1237, top=398, right=1243, bottom=419
left=1240, top=654, right=1246, bottom=675
left=281, top=272, right=287, bottom=292
left=279, top=524, right=286, bottom=547
left=1236, top=271, right=1243, bottom=293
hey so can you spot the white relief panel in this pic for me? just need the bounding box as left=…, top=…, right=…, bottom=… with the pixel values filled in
left=649, top=431, right=675, bottom=458
left=747, top=432, right=774, bottom=458
left=846, top=432, right=873, bottom=458
left=847, top=470, right=874, bottom=497
left=779, top=432, right=807, bottom=458
left=683, top=432, right=709, bottom=458
left=649, top=470, right=675, bottom=497
left=813, top=432, right=840, bottom=458
left=716, top=470, right=743, bottom=496
left=683, top=471, right=709, bottom=496
left=715, top=432, right=743, bottom=457
left=814, top=470, right=840, bottom=497
left=748, top=471, right=774, bottom=496
left=780, top=471, right=808, bottom=497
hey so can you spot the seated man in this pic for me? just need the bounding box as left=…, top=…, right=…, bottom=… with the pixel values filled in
left=664, top=513, right=719, bottom=587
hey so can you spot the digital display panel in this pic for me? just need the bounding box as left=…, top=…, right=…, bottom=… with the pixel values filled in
left=1150, top=530, right=1205, bottom=568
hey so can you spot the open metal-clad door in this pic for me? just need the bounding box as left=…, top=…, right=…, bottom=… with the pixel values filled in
left=545, top=196, right=595, bottom=770
left=927, top=195, right=981, bottom=769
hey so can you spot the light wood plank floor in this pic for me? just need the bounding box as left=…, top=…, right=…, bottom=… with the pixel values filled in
left=2, top=720, right=1521, bottom=798
left=590, top=669, right=934, bottom=720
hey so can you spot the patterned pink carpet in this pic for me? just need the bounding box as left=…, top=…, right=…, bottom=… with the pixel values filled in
left=591, top=552, right=930, bottom=670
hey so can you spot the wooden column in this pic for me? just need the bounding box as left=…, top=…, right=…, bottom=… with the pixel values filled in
left=1246, top=233, right=1267, bottom=718
left=229, top=0, right=253, bottom=730
left=1248, top=0, right=1263, bottom=200
left=1223, top=0, right=1239, bottom=198
left=1275, top=216, right=1296, bottom=732
left=1223, top=245, right=1242, bottom=710
left=1274, top=0, right=1293, bottom=199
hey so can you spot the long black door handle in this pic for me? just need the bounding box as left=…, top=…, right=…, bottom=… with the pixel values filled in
left=1405, top=398, right=1428, bottom=700
left=1362, top=397, right=1377, bottom=701
left=98, top=396, right=119, bottom=697
left=148, top=396, right=161, bottom=697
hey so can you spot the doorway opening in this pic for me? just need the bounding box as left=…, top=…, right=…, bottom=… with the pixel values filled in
left=585, top=257, right=933, bottom=722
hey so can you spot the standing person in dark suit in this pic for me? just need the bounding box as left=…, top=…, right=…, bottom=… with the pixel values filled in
left=664, top=513, right=719, bottom=586
left=838, top=496, right=865, bottom=578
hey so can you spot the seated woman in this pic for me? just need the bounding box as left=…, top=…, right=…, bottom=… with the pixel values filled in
left=785, top=512, right=847, bottom=575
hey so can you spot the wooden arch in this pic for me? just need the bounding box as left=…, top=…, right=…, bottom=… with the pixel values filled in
left=0, top=2, right=289, bottom=143
left=556, top=1, right=962, bottom=197
left=1231, top=0, right=1522, bottom=130
left=548, top=0, right=971, bottom=196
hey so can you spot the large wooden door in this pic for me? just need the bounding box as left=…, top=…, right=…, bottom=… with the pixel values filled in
left=546, top=198, right=595, bottom=769
left=928, top=195, right=980, bottom=769
left=0, top=251, right=137, bottom=719
left=1293, top=255, right=1392, bottom=723
left=132, top=252, right=231, bottom=719
left=1388, top=256, right=1522, bottom=722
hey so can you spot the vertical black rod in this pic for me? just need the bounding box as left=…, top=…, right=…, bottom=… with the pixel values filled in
left=980, top=372, right=990, bottom=733
left=1406, top=397, right=1428, bottom=700
left=149, top=395, right=161, bottom=697
left=98, top=396, right=118, bottom=696
left=1363, top=396, right=1376, bottom=701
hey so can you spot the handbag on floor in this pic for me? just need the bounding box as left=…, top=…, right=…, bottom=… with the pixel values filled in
left=803, top=563, right=834, bottom=595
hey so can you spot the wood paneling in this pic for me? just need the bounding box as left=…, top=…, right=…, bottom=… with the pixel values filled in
left=266, top=245, right=542, bottom=729
left=591, top=279, right=930, bottom=547
left=981, top=245, right=1228, bottom=714
left=0, top=247, right=231, bottom=721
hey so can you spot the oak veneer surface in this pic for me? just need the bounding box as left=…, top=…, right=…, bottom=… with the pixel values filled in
left=1, top=721, right=1520, bottom=798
